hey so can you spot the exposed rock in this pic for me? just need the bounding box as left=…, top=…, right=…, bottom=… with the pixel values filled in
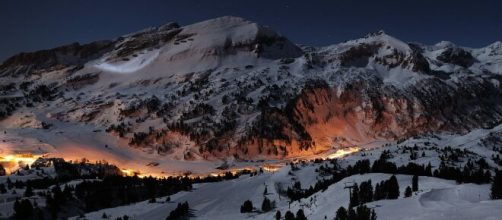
left=0, top=41, right=113, bottom=76
left=437, top=47, right=477, bottom=68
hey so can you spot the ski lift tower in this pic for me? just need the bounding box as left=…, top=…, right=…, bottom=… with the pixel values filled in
left=344, top=181, right=357, bottom=198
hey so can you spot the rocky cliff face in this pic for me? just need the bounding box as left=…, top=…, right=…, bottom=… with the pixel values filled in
left=289, top=74, right=502, bottom=148
left=0, top=17, right=501, bottom=160
left=0, top=41, right=113, bottom=77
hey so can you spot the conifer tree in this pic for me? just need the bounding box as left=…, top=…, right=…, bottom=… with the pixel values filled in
left=240, top=200, right=253, bottom=213
left=261, top=197, right=272, bottom=212
left=491, top=170, right=502, bottom=199
left=24, top=185, right=34, bottom=197
left=412, top=175, right=419, bottom=192
left=387, top=175, right=400, bottom=199
left=425, top=163, right=432, bottom=176
left=335, top=207, right=348, bottom=220
left=275, top=210, right=281, bottom=220
left=349, top=184, right=360, bottom=208
left=0, top=184, right=6, bottom=194
left=296, top=209, right=307, bottom=220
left=359, top=180, right=373, bottom=204
left=285, top=211, right=295, bottom=220
left=13, top=199, right=34, bottom=220
left=405, top=186, right=412, bottom=197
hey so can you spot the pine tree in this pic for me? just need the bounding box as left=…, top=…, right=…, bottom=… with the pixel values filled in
left=371, top=209, right=377, bottom=220
left=346, top=205, right=377, bottom=220
left=412, top=175, right=419, bottom=192
left=404, top=186, right=412, bottom=197
left=0, top=184, right=6, bottom=194
left=6, top=177, right=13, bottom=189
left=349, top=183, right=360, bottom=208
left=21, top=200, right=34, bottom=219
left=166, top=202, right=189, bottom=220
left=355, top=205, right=373, bottom=220
left=285, top=211, right=295, bottom=220
left=35, top=207, right=45, bottom=220
left=13, top=199, right=20, bottom=218
left=425, top=163, right=432, bottom=176
left=373, top=182, right=384, bottom=200
left=359, top=180, right=373, bottom=204
left=348, top=208, right=357, bottom=220
left=261, top=197, right=272, bottom=212
left=387, top=175, right=400, bottom=199
left=491, top=170, right=502, bottom=199
left=335, top=207, right=348, bottom=220
left=24, top=185, right=34, bottom=197
left=296, top=209, right=307, bottom=220
left=13, top=199, right=34, bottom=220
left=275, top=210, right=281, bottom=220
left=240, top=200, right=253, bottom=213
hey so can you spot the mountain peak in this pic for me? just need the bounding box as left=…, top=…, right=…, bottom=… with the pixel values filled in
left=434, top=41, right=457, bottom=49
left=91, top=16, right=303, bottom=74
left=365, top=29, right=387, bottom=38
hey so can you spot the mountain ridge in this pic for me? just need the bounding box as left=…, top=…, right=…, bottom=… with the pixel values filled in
left=0, top=16, right=501, bottom=168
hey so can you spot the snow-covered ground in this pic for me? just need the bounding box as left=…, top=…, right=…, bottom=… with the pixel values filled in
left=0, top=123, right=500, bottom=219
left=70, top=124, right=502, bottom=219
left=73, top=172, right=501, bottom=220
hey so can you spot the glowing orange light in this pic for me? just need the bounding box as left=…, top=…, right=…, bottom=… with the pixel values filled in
left=0, top=153, right=45, bottom=174
left=326, top=147, right=360, bottom=159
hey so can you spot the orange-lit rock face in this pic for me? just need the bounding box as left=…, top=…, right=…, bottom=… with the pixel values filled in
left=224, top=80, right=451, bottom=158
left=286, top=77, right=501, bottom=152
left=291, top=83, right=362, bottom=149
left=290, top=82, right=424, bottom=148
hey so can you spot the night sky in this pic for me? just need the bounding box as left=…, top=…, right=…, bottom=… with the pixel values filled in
left=1, top=0, right=501, bottom=62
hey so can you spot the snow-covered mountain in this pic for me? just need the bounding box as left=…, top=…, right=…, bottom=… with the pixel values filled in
left=0, top=16, right=501, bottom=174
left=1, top=16, right=502, bottom=220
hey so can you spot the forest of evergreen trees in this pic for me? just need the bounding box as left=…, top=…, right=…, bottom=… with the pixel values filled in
left=6, top=157, right=252, bottom=219
left=4, top=148, right=502, bottom=220
left=492, top=170, right=502, bottom=199
left=165, top=202, right=190, bottom=220
left=348, top=175, right=401, bottom=208
left=335, top=205, right=377, bottom=220
left=287, top=150, right=492, bottom=202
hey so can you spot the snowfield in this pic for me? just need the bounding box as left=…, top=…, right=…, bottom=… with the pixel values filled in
left=72, top=173, right=502, bottom=220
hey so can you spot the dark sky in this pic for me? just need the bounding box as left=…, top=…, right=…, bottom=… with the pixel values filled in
left=1, top=0, right=501, bottom=62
